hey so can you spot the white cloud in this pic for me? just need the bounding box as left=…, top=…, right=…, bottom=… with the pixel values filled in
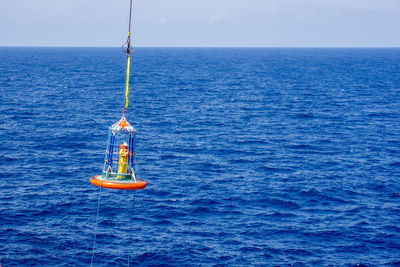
left=156, top=17, right=167, bottom=25
left=209, top=12, right=228, bottom=23
left=1, top=0, right=400, bottom=46
left=284, top=0, right=400, bottom=12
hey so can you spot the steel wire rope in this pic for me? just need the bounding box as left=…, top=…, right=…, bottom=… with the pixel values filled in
left=123, top=0, right=134, bottom=115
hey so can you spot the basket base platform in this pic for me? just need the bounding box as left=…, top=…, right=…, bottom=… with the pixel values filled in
left=90, top=175, right=147, bottom=190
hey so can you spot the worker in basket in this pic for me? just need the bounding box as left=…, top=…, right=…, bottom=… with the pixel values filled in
left=118, top=142, right=131, bottom=178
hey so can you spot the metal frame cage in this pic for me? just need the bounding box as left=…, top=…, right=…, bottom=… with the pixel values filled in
left=102, top=116, right=137, bottom=181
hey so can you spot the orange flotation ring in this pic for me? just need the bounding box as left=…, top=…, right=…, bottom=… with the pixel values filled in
left=90, top=175, right=147, bottom=190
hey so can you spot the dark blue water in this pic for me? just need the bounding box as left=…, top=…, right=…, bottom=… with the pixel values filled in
left=1, top=47, right=400, bottom=266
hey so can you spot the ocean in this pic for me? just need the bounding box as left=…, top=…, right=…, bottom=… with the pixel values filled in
left=0, top=47, right=399, bottom=266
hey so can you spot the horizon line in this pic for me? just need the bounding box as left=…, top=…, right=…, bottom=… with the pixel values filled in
left=1, top=45, right=400, bottom=49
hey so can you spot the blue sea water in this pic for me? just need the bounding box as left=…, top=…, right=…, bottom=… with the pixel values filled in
left=0, top=47, right=400, bottom=266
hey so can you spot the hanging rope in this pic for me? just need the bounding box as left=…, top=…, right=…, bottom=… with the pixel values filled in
left=127, top=192, right=136, bottom=267
left=90, top=181, right=103, bottom=267
left=123, top=0, right=134, bottom=114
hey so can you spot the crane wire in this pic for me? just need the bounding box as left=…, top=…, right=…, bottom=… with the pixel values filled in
left=90, top=1, right=136, bottom=265
left=123, top=0, right=134, bottom=115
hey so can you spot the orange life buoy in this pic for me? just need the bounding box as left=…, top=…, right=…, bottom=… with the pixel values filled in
left=90, top=175, right=147, bottom=190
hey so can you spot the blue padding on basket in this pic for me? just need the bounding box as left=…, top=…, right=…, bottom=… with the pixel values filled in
left=109, top=135, right=115, bottom=167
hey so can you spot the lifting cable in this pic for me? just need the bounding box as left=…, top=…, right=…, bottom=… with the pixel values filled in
left=123, top=0, right=134, bottom=115
left=90, top=1, right=136, bottom=265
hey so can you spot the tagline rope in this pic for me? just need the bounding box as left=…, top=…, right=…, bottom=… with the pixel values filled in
left=90, top=181, right=102, bottom=267
left=127, top=192, right=136, bottom=267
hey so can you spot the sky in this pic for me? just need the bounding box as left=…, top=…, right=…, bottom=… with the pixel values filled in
left=1, top=0, right=400, bottom=47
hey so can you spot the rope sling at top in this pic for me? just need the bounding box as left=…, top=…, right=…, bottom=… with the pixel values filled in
left=123, top=0, right=133, bottom=114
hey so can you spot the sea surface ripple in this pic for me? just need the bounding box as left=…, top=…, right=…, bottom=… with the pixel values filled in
left=0, top=47, right=400, bottom=266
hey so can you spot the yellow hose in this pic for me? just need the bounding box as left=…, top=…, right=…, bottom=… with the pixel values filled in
left=124, top=54, right=131, bottom=110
